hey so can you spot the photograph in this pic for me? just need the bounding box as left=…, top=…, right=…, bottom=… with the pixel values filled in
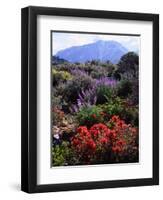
left=21, top=6, right=159, bottom=193
left=51, top=31, right=140, bottom=167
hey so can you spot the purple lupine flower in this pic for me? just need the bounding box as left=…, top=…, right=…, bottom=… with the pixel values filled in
left=77, top=98, right=82, bottom=107
left=71, top=104, right=78, bottom=113
left=96, top=77, right=117, bottom=88
left=71, top=86, right=97, bottom=112
left=70, top=75, right=118, bottom=113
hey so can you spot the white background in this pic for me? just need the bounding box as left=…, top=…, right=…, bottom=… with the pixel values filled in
left=0, top=0, right=162, bottom=199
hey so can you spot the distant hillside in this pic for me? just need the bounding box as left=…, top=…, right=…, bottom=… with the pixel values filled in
left=55, top=40, right=128, bottom=64
left=52, top=56, right=68, bottom=65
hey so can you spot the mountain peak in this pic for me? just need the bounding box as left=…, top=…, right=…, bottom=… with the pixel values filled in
left=55, top=40, right=128, bottom=64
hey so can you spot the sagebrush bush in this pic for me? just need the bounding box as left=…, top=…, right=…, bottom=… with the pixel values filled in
left=52, top=69, right=72, bottom=86
left=90, top=70, right=106, bottom=79
left=63, top=73, right=95, bottom=104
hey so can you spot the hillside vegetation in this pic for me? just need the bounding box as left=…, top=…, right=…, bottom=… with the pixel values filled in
left=52, top=52, right=139, bottom=166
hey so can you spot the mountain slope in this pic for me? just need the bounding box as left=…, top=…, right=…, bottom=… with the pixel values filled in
left=55, top=40, right=128, bottom=64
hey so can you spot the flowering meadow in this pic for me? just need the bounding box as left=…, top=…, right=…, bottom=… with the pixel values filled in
left=51, top=52, right=139, bottom=166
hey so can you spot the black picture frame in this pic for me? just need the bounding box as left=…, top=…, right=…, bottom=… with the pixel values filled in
left=21, top=6, right=159, bottom=193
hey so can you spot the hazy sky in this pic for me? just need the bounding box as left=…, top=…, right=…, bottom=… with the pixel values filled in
left=52, top=32, right=140, bottom=55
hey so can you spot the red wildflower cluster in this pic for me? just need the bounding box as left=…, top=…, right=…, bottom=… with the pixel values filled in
left=71, top=126, right=95, bottom=163
left=109, top=115, right=138, bottom=136
left=109, top=115, right=138, bottom=155
left=71, top=124, right=111, bottom=163
left=71, top=115, right=138, bottom=163
left=89, top=123, right=110, bottom=146
left=112, top=139, right=126, bottom=153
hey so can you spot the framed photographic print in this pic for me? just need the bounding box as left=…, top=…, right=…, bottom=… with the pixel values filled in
left=21, top=6, right=159, bottom=193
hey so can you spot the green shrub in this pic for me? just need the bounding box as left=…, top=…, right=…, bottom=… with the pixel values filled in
left=100, top=97, right=138, bottom=126
left=129, top=79, right=139, bottom=105
left=52, top=141, right=75, bottom=166
left=77, top=105, right=104, bottom=127
left=117, top=79, right=132, bottom=98
left=121, top=106, right=139, bottom=127
left=101, top=63, right=117, bottom=77
left=96, top=85, right=116, bottom=104
left=100, top=97, right=124, bottom=118
left=117, top=52, right=139, bottom=79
